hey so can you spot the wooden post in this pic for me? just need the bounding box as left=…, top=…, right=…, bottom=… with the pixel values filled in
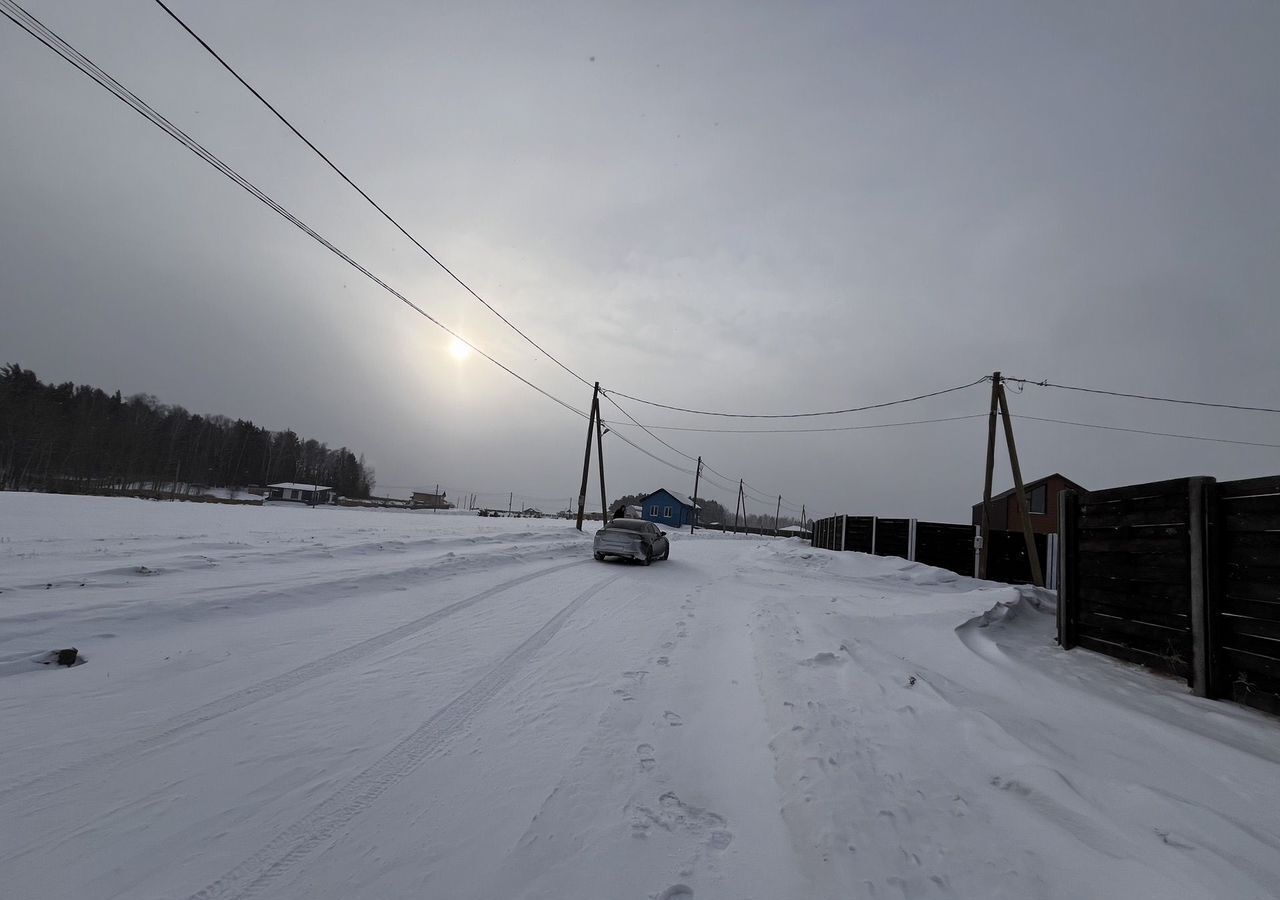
left=871, top=517, right=879, bottom=555
left=979, top=371, right=1001, bottom=579
left=1188, top=476, right=1217, bottom=698
left=690, top=457, right=701, bottom=534
left=1057, top=489, right=1079, bottom=649
left=840, top=514, right=847, bottom=552
left=595, top=405, right=607, bottom=526
left=434, top=483, right=439, bottom=513
left=775, top=495, right=781, bottom=533
left=575, top=382, right=600, bottom=530
left=996, top=383, right=1044, bottom=587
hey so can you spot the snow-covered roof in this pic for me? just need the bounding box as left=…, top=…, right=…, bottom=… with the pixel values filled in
left=268, top=482, right=333, bottom=491
left=643, top=488, right=697, bottom=509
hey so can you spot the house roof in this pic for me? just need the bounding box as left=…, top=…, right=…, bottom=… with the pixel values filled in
left=642, top=488, right=697, bottom=509
left=984, top=473, right=1086, bottom=504
left=269, top=482, right=333, bottom=491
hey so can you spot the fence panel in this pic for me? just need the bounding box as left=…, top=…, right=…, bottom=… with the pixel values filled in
left=914, top=522, right=974, bottom=576
left=844, top=516, right=874, bottom=553
left=1071, top=478, right=1193, bottom=680
left=1215, top=476, right=1280, bottom=714
left=873, top=518, right=910, bottom=558
left=986, top=530, right=1049, bottom=585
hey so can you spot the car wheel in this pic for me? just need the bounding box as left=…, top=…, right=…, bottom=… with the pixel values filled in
left=641, top=548, right=652, bottom=566
left=660, top=547, right=669, bottom=560
left=594, top=552, right=605, bottom=561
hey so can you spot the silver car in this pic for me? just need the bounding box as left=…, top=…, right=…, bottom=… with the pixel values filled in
left=594, top=519, right=670, bottom=565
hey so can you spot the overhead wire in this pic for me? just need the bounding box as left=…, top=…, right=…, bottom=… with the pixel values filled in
left=1011, top=415, right=1280, bottom=449
left=601, top=377, right=990, bottom=419
left=0, top=0, right=590, bottom=424
left=1003, top=376, right=1280, bottom=414
left=150, top=0, right=595, bottom=390
left=600, top=413, right=990, bottom=435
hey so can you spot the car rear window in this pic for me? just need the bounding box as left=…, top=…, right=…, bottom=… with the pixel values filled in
left=607, top=520, right=647, bottom=532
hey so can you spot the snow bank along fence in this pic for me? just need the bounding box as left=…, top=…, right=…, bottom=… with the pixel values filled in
left=810, top=515, right=1056, bottom=588
left=1058, top=475, right=1280, bottom=715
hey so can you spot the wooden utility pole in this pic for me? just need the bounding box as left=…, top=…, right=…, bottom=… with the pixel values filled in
left=434, top=483, right=440, bottom=513
left=978, top=371, right=1002, bottom=579
left=575, top=383, right=601, bottom=530
left=690, top=456, right=702, bottom=534
left=733, top=479, right=744, bottom=534
left=996, top=382, right=1044, bottom=587
left=595, top=403, right=608, bottom=523
left=775, top=495, right=781, bottom=533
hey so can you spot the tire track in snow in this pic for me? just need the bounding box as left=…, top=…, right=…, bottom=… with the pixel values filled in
left=187, top=569, right=623, bottom=900
left=0, top=558, right=590, bottom=807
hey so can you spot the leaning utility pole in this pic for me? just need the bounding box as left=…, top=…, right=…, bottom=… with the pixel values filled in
left=996, top=381, right=1044, bottom=587
left=576, top=382, right=602, bottom=531
left=978, top=371, right=1001, bottom=579
left=595, top=401, right=608, bottom=523
left=733, top=479, right=745, bottom=535
left=775, top=495, right=781, bottom=533
left=690, top=456, right=702, bottom=534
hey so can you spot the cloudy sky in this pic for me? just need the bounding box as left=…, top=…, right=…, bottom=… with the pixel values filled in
left=3, top=0, right=1278, bottom=521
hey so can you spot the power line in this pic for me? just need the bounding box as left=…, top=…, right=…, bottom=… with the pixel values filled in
left=1004, top=376, right=1280, bottom=414
left=601, top=377, right=989, bottom=419
left=150, top=0, right=594, bottom=391
left=1, top=0, right=589, bottom=424
left=1013, top=414, right=1280, bottom=449
left=602, top=413, right=989, bottom=435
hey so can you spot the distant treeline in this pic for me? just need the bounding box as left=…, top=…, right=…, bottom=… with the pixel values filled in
left=0, top=364, right=375, bottom=498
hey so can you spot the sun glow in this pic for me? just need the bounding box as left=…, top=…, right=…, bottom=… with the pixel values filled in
left=448, top=336, right=472, bottom=361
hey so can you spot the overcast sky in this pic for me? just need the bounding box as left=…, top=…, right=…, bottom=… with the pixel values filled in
left=3, top=0, right=1278, bottom=520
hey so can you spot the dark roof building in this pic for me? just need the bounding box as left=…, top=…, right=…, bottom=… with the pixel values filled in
left=971, top=473, right=1086, bottom=535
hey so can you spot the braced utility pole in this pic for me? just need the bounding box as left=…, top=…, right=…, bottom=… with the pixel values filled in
left=979, top=371, right=1001, bottom=579
left=576, top=382, right=601, bottom=531
left=690, top=456, right=702, bottom=534
left=996, top=381, right=1044, bottom=587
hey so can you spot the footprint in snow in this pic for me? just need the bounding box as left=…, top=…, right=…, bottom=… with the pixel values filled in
left=663, top=711, right=683, bottom=726
left=657, top=656, right=669, bottom=666
left=657, top=886, right=693, bottom=900
left=637, top=743, right=656, bottom=771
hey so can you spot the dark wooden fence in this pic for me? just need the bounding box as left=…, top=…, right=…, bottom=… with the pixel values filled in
left=873, top=518, right=910, bottom=558
left=811, top=516, right=972, bottom=578
left=985, top=530, right=1051, bottom=587
left=1059, top=475, right=1280, bottom=715
left=915, top=522, right=977, bottom=576
left=1216, top=476, right=1280, bottom=713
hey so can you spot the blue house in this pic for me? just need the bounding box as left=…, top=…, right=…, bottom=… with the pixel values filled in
left=639, top=489, right=698, bottom=529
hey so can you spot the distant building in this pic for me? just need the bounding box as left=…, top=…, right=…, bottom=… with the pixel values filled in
left=639, top=488, right=698, bottom=529
left=971, top=473, right=1085, bottom=535
left=410, top=491, right=453, bottom=510
left=267, top=482, right=335, bottom=505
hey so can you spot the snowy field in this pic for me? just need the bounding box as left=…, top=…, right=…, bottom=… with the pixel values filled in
left=2, top=493, right=1278, bottom=900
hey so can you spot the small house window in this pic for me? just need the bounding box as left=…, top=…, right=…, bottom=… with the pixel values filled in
left=663, top=506, right=672, bottom=518
left=650, top=505, right=659, bottom=516
left=1028, top=484, right=1047, bottom=515
left=290, top=489, right=299, bottom=500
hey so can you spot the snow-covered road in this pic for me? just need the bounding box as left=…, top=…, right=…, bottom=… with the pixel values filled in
left=2, top=494, right=1278, bottom=899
